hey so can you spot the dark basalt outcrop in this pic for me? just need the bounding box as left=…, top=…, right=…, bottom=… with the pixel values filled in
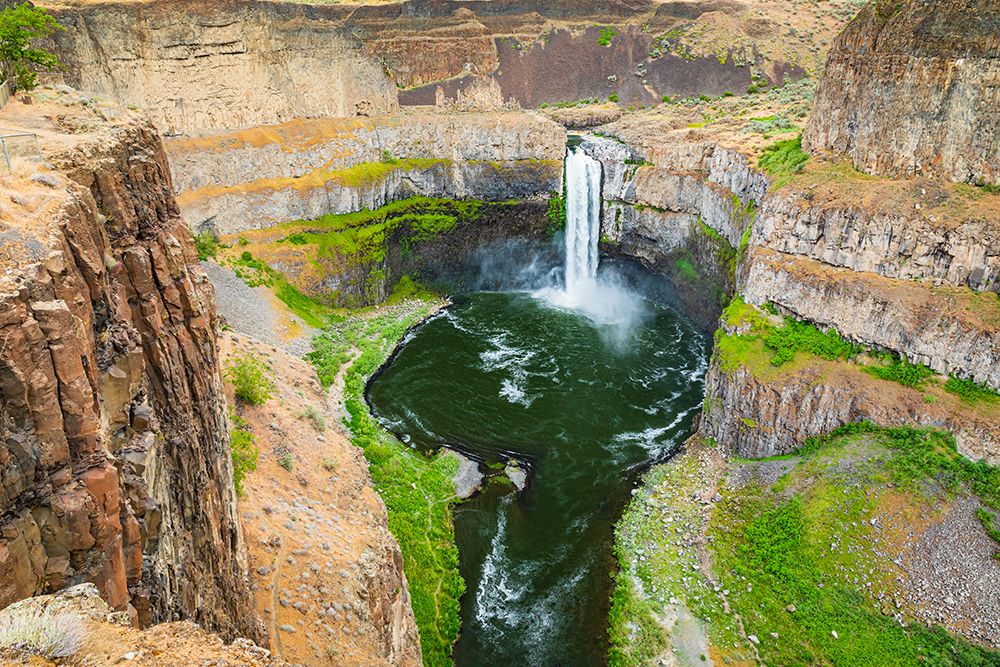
left=0, top=100, right=263, bottom=643
left=804, top=0, right=1000, bottom=184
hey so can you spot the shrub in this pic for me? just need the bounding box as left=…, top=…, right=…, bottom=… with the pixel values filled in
left=322, top=458, right=337, bottom=472
left=865, top=355, right=935, bottom=388
left=278, top=453, right=294, bottom=471
left=230, top=428, right=259, bottom=496
left=0, top=608, right=85, bottom=658
left=598, top=27, right=616, bottom=46
left=194, top=230, right=219, bottom=261
left=945, top=375, right=1000, bottom=403
left=0, top=3, right=64, bottom=92
left=381, top=149, right=398, bottom=164
left=661, top=95, right=672, bottom=104
left=608, top=93, right=619, bottom=103
left=299, top=404, right=326, bottom=432
left=764, top=318, right=857, bottom=366
left=758, top=134, right=809, bottom=182
left=225, top=352, right=275, bottom=405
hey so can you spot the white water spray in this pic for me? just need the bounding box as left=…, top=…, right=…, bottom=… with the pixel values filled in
left=536, top=143, right=647, bottom=337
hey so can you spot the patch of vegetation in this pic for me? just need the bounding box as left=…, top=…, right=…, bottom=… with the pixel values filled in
left=864, top=355, right=935, bottom=388
left=0, top=3, right=64, bottom=92
left=710, top=423, right=1000, bottom=666
left=609, top=93, right=620, bottom=103
left=0, top=608, right=85, bottom=659
left=278, top=453, right=293, bottom=471
left=763, top=317, right=858, bottom=367
left=306, top=297, right=464, bottom=665
left=758, top=134, right=810, bottom=186
left=194, top=230, right=220, bottom=261
left=673, top=257, right=699, bottom=282
left=598, top=27, right=617, bottom=47
left=745, top=115, right=795, bottom=136
left=230, top=427, right=259, bottom=496
left=298, top=404, right=326, bottom=432
left=225, top=352, right=275, bottom=406
left=546, top=193, right=566, bottom=237
left=945, top=375, right=1000, bottom=404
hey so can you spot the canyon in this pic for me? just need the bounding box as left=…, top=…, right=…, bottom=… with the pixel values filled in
left=0, top=0, right=997, bottom=665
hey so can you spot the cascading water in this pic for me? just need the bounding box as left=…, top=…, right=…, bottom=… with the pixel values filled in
left=367, top=137, right=710, bottom=665
left=538, top=141, right=646, bottom=336
left=564, top=147, right=603, bottom=296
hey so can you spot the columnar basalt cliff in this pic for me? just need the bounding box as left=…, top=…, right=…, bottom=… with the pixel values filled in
left=803, top=0, right=1000, bottom=184
left=0, top=94, right=262, bottom=642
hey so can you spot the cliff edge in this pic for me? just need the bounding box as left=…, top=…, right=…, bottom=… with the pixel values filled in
left=0, top=87, right=262, bottom=642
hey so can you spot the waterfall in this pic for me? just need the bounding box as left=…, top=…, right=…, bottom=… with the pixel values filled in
left=535, top=140, right=645, bottom=339
left=564, top=147, right=603, bottom=295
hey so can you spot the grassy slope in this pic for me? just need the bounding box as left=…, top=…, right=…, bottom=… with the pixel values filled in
left=610, top=425, right=1000, bottom=667
left=305, top=284, right=464, bottom=666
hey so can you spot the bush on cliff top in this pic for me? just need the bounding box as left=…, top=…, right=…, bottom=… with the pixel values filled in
left=0, top=3, right=64, bottom=92
left=758, top=134, right=809, bottom=185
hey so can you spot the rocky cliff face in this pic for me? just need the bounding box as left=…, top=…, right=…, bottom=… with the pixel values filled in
left=166, top=112, right=565, bottom=235
left=0, top=93, right=261, bottom=642
left=39, top=0, right=852, bottom=133
left=803, top=0, right=1000, bottom=184
left=44, top=0, right=398, bottom=134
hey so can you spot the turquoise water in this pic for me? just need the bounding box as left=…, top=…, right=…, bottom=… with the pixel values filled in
left=367, top=290, right=707, bottom=665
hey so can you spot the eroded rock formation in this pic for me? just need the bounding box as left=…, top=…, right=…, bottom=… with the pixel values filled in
left=165, top=112, right=566, bottom=234
left=804, top=0, right=1000, bottom=184
left=0, top=93, right=262, bottom=642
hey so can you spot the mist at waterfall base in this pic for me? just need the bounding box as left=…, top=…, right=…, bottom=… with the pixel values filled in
left=367, top=146, right=709, bottom=663
left=472, top=148, right=650, bottom=345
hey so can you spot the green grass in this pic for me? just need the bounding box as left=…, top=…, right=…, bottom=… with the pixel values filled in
left=277, top=197, right=489, bottom=268
left=710, top=424, right=1000, bottom=666
left=945, top=375, right=1000, bottom=404
left=306, top=295, right=464, bottom=666
left=758, top=134, right=810, bottom=186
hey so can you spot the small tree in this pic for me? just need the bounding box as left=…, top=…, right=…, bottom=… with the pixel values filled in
left=0, top=3, right=64, bottom=92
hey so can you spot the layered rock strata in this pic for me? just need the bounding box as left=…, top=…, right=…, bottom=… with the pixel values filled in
left=39, top=0, right=846, bottom=132
left=44, top=0, right=397, bottom=134
left=803, top=0, right=1000, bottom=185
left=166, top=112, right=566, bottom=235
left=0, top=94, right=261, bottom=642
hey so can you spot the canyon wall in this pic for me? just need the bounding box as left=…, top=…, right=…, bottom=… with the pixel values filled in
left=166, top=112, right=566, bottom=235
left=39, top=0, right=841, bottom=133
left=803, top=0, right=1000, bottom=185
left=0, top=95, right=262, bottom=641
left=44, top=0, right=398, bottom=133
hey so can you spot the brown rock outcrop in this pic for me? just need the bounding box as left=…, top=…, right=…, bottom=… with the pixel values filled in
left=803, top=0, right=1000, bottom=184
left=0, top=93, right=261, bottom=642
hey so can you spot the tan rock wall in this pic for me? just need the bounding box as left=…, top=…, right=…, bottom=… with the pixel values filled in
left=45, top=0, right=398, bottom=134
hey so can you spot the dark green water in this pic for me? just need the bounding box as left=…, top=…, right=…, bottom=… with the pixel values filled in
left=367, top=290, right=707, bottom=665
